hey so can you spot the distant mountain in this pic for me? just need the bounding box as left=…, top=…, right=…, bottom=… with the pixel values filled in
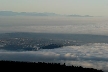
left=0, top=11, right=59, bottom=16
left=0, top=11, right=93, bottom=17
left=67, top=14, right=93, bottom=17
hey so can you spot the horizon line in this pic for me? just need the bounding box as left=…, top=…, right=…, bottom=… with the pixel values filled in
left=0, top=10, right=99, bottom=17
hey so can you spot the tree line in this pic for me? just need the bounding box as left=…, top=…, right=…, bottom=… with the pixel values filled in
left=0, top=60, right=104, bottom=72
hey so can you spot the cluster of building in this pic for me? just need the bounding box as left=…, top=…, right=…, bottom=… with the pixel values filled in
left=0, top=37, right=83, bottom=51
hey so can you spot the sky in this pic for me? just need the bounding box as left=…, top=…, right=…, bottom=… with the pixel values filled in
left=0, top=0, right=108, bottom=16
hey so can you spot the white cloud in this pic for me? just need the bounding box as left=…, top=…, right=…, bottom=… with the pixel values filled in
left=0, top=43, right=108, bottom=71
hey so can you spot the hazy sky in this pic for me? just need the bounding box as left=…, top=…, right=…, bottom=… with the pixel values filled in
left=0, top=0, right=108, bottom=16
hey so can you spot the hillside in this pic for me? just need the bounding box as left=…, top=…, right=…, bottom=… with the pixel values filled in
left=0, top=60, right=104, bottom=72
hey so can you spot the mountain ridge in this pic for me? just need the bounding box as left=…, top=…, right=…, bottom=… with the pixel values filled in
left=0, top=11, right=93, bottom=17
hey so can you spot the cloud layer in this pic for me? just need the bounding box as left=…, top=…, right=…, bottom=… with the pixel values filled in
left=0, top=43, right=108, bottom=72
left=0, top=16, right=108, bottom=35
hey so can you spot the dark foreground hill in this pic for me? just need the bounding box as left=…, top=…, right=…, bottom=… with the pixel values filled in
left=0, top=60, right=104, bottom=72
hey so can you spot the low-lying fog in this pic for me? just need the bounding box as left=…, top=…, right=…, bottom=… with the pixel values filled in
left=0, top=16, right=108, bottom=35
left=0, top=43, right=108, bottom=72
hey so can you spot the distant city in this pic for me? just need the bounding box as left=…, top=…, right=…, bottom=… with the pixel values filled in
left=0, top=32, right=83, bottom=51
left=0, top=32, right=108, bottom=51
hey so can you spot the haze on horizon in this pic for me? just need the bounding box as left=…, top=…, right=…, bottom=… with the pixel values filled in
left=0, top=0, right=108, bottom=16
